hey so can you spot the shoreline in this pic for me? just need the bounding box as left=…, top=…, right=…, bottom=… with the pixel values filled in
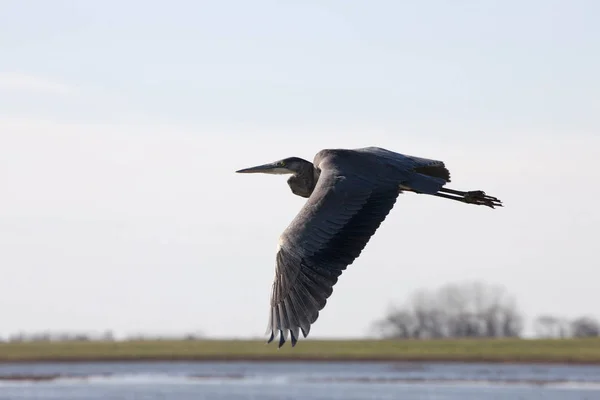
left=2, top=355, right=600, bottom=365
left=1, top=372, right=599, bottom=386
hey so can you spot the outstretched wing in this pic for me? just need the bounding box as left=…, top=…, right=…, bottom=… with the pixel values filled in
left=267, top=150, right=404, bottom=347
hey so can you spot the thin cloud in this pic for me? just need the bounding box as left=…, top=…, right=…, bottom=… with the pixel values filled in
left=0, top=72, right=76, bottom=95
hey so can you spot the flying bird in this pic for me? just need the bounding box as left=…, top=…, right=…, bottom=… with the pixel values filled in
left=236, top=147, right=502, bottom=348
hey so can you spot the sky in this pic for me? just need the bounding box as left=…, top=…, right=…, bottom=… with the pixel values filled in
left=1, top=0, right=599, bottom=340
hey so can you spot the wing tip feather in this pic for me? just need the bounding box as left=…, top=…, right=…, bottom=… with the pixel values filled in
left=266, top=323, right=310, bottom=348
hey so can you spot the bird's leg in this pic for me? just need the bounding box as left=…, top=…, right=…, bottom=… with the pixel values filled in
left=401, top=185, right=502, bottom=208
left=435, top=188, right=503, bottom=209
left=438, top=187, right=468, bottom=196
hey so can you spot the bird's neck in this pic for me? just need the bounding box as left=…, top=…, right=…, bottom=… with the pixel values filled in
left=287, top=163, right=317, bottom=198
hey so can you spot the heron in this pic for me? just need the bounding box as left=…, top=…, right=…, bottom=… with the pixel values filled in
left=236, top=146, right=502, bottom=348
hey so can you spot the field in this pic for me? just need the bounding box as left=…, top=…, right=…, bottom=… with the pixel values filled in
left=1, top=338, right=600, bottom=364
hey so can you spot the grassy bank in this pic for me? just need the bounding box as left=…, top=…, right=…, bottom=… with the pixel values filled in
left=1, top=338, right=600, bottom=364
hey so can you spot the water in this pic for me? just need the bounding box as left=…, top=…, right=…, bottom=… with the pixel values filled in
left=1, top=361, right=600, bottom=399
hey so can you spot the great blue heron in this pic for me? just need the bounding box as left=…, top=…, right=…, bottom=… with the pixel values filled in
left=236, top=147, right=502, bottom=347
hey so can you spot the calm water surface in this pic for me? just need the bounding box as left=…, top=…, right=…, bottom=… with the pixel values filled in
left=1, top=361, right=600, bottom=400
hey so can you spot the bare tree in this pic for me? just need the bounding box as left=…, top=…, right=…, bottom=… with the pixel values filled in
left=435, top=281, right=523, bottom=338
left=410, top=289, right=446, bottom=338
left=373, top=281, right=524, bottom=339
left=499, top=303, right=524, bottom=337
left=571, top=317, right=600, bottom=338
left=534, top=315, right=571, bottom=338
left=373, top=307, right=418, bottom=339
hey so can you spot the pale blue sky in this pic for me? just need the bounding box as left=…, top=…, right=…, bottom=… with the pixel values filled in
left=1, top=0, right=599, bottom=339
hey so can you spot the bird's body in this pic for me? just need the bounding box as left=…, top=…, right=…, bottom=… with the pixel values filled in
left=236, top=147, right=502, bottom=347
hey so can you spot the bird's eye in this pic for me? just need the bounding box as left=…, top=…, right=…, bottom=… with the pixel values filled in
left=279, top=161, right=286, bottom=167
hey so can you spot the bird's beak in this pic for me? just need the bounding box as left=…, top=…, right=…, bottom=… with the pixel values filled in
left=236, top=162, right=292, bottom=175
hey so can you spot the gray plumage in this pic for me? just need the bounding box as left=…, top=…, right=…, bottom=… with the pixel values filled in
left=236, top=147, right=502, bottom=347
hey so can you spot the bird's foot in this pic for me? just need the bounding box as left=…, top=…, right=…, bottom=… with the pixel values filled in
left=464, top=191, right=503, bottom=208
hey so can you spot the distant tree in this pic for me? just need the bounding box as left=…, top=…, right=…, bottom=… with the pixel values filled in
left=373, top=281, right=524, bottom=339
left=409, top=289, right=445, bottom=338
left=183, top=331, right=205, bottom=340
left=373, top=307, right=418, bottom=339
left=571, top=317, right=600, bottom=338
left=8, top=331, right=117, bottom=343
left=534, top=315, right=571, bottom=338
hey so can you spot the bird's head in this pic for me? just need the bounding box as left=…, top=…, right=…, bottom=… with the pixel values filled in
left=236, top=157, right=312, bottom=175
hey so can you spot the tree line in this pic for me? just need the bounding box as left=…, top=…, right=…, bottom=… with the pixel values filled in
left=373, top=281, right=600, bottom=339
left=2, top=281, right=598, bottom=342
left=2, top=331, right=204, bottom=343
